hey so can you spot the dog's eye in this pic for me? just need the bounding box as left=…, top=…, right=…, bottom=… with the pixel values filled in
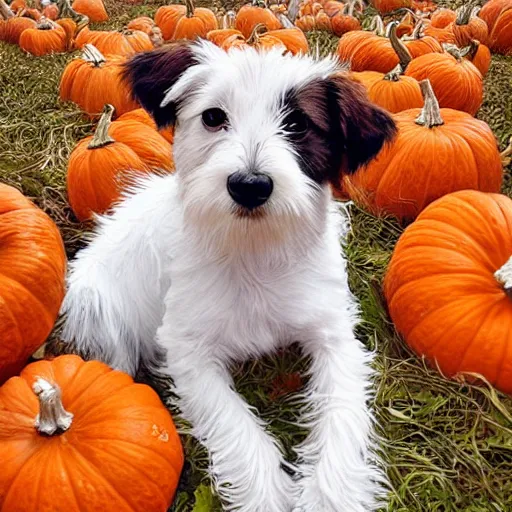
left=202, top=108, right=227, bottom=131
left=282, top=110, right=309, bottom=136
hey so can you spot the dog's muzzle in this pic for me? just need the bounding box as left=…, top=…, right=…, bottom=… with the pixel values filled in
left=227, top=171, right=273, bottom=210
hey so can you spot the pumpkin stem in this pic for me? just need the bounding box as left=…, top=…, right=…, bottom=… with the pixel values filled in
left=443, top=42, right=471, bottom=60
left=33, top=378, right=73, bottom=436
left=495, top=256, right=512, bottom=299
left=410, top=19, right=424, bottom=40
left=150, top=26, right=164, bottom=47
left=277, top=12, right=294, bottom=29
left=501, top=136, right=512, bottom=168
left=456, top=3, right=474, bottom=25
left=185, top=0, right=195, bottom=18
left=247, top=23, right=267, bottom=44
left=221, top=10, right=236, bottom=29
left=466, top=39, right=480, bottom=60
left=286, top=0, right=300, bottom=22
left=387, top=21, right=412, bottom=74
left=369, top=15, right=386, bottom=37
left=0, top=0, right=14, bottom=19
left=415, top=80, right=444, bottom=128
left=82, top=43, right=106, bottom=67
left=88, top=104, right=116, bottom=149
left=37, top=15, right=56, bottom=30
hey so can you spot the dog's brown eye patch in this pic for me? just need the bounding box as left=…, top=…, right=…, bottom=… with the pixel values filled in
left=202, top=108, right=227, bottom=131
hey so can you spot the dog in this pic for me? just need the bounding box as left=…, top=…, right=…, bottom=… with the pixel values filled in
left=61, top=40, right=396, bottom=512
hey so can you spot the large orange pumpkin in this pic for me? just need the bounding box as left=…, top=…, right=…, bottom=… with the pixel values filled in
left=235, top=0, right=282, bottom=39
left=0, top=354, right=184, bottom=511
left=19, top=16, right=67, bottom=56
left=343, top=80, right=503, bottom=221
left=384, top=190, right=512, bottom=394
left=72, top=0, right=108, bottom=23
left=59, top=44, right=139, bottom=118
left=371, top=0, right=411, bottom=15
left=0, top=13, right=36, bottom=44
left=351, top=23, right=423, bottom=113
left=74, top=26, right=154, bottom=56
left=0, top=184, right=66, bottom=384
left=478, top=0, right=511, bottom=31
left=402, top=21, right=444, bottom=58
left=331, top=1, right=361, bottom=37
left=155, top=0, right=217, bottom=41
left=405, top=46, right=483, bottom=115
left=430, top=8, right=456, bottom=28
left=118, top=108, right=175, bottom=144
left=452, top=4, right=489, bottom=47
left=488, top=6, right=512, bottom=55
left=67, top=104, right=154, bottom=221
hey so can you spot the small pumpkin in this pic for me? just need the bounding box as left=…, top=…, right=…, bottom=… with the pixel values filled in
left=452, top=4, right=489, bottom=47
left=19, top=16, right=67, bottom=56
left=67, top=104, right=152, bottom=221
left=0, top=184, right=66, bottom=384
left=42, top=2, right=59, bottom=20
left=371, top=0, right=412, bottom=15
left=0, top=354, right=184, bottom=510
left=331, top=0, right=361, bottom=37
left=155, top=0, right=217, bottom=41
left=206, top=10, right=241, bottom=46
left=75, top=26, right=153, bottom=56
left=430, top=7, right=456, bottom=28
left=72, top=0, right=107, bottom=23
left=405, top=44, right=483, bottom=115
left=60, top=44, right=139, bottom=119
left=384, top=190, right=512, bottom=394
left=488, top=6, right=512, bottom=55
left=323, top=0, right=345, bottom=16
left=235, top=0, right=282, bottom=39
left=126, top=15, right=155, bottom=34
left=402, top=20, right=444, bottom=58
left=465, top=39, right=491, bottom=76
left=117, top=108, right=175, bottom=144
left=351, top=23, right=423, bottom=113
left=343, top=80, right=503, bottom=221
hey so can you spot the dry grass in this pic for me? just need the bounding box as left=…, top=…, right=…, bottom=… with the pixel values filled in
left=1, top=0, right=512, bottom=510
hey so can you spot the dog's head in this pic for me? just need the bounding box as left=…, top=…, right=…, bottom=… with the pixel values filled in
left=123, top=42, right=395, bottom=249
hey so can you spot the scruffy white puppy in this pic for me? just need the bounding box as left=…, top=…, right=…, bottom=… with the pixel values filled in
left=61, top=40, right=395, bottom=512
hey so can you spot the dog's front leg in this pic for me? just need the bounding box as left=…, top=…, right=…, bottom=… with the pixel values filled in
left=293, top=324, right=387, bottom=512
left=161, top=333, right=296, bottom=511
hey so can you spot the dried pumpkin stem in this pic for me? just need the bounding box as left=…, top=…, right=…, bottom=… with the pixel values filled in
left=247, top=23, right=268, bottom=44
left=501, top=136, right=512, bottom=167
left=466, top=39, right=479, bottom=60
left=388, top=21, right=412, bottom=71
left=0, top=0, right=14, bottom=19
left=33, top=378, right=73, bottom=436
left=88, top=104, right=116, bottom=149
left=410, top=19, right=423, bottom=40
left=82, top=43, right=107, bottom=67
left=185, top=0, right=195, bottom=18
left=443, top=43, right=471, bottom=60
left=222, top=10, right=236, bottom=29
left=456, top=3, right=474, bottom=25
left=278, top=12, right=295, bottom=29
left=495, top=256, right=512, bottom=299
left=415, top=80, right=444, bottom=128
left=37, top=16, right=56, bottom=30
left=287, top=0, right=300, bottom=22
left=370, top=15, right=386, bottom=37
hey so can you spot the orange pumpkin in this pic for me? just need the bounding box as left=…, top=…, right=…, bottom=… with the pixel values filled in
left=206, top=10, right=241, bottom=46
left=371, top=0, right=411, bottom=15
left=72, top=0, right=108, bottom=23
left=465, top=39, right=491, bottom=75
left=118, top=108, right=175, bottom=144
left=235, top=0, right=282, bottom=39
left=75, top=26, right=153, bottom=56
left=19, top=17, right=67, bottom=56
left=155, top=0, right=217, bottom=41
left=8, top=0, right=25, bottom=13
left=402, top=21, right=444, bottom=57
left=127, top=15, right=155, bottom=34
left=42, top=2, right=59, bottom=20
left=331, top=1, right=361, bottom=36
left=323, top=0, right=345, bottom=16
left=395, top=11, right=414, bottom=37
left=488, top=6, right=512, bottom=55
left=0, top=14, right=36, bottom=44
left=424, top=21, right=456, bottom=44
left=384, top=190, right=512, bottom=394
left=351, top=23, right=423, bottom=113
left=478, top=0, right=511, bottom=31
left=405, top=46, right=483, bottom=115
left=0, top=354, right=184, bottom=510
left=59, top=44, right=139, bottom=118
left=67, top=105, right=152, bottom=221
left=430, top=8, right=456, bottom=28
left=452, top=4, right=489, bottom=47
left=343, top=80, right=503, bottom=221
left=0, top=184, right=66, bottom=384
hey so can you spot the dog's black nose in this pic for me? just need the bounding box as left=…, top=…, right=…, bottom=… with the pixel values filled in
left=227, top=172, right=273, bottom=210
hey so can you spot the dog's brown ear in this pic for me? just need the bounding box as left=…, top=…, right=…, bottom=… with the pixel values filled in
left=326, top=74, right=396, bottom=175
left=122, top=42, right=198, bottom=128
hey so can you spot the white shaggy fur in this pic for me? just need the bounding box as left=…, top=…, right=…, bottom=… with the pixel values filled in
left=62, top=42, right=388, bottom=511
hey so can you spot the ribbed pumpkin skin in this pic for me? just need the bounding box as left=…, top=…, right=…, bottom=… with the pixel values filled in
left=384, top=191, right=512, bottom=394
left=59, top=54, right=139, bottom=118
left=0, top=355, right=184, bottom=512
left=452, top=16, right=489, bottom=47
left=0, top=17, right=36, bottom=44
left=72, top=0, right=108, bottom=22
left=372, top=0, right=411, bottom=14
left=235, top=3, right=282, bottom=39
left=351, top=71, right=424, bottom=113
left=478, top=0, right=512, bottom=31
left=56, top=18, right=77, bottom=44
left=423, top=24, right=456, bottom=44
left=0, top=185, right=66, bottom=384
left=405, top=35, right=443, bottom=58
left=74, top=28, right=153, bottom=56
left=117, top=108, right=175, bottom=144
left=127, top=16, right=155, bottom=35
left=489, top=7, right=512, bottom=55
left=467, top=42, right=491, bottom=75
left=155, top=3, right=217, bottom=41
left=19, top=23, right=67, bottom=56
left=343, top=108, right=503, bottom=220
left=430, top=8, right=456, bottom=28
left=67, top=138, right=149, bottom=222
left=405, top=53, right=483, bottom=115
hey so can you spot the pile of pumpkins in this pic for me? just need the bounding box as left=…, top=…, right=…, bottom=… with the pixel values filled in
left=1, top=0, right=512, bottom=510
